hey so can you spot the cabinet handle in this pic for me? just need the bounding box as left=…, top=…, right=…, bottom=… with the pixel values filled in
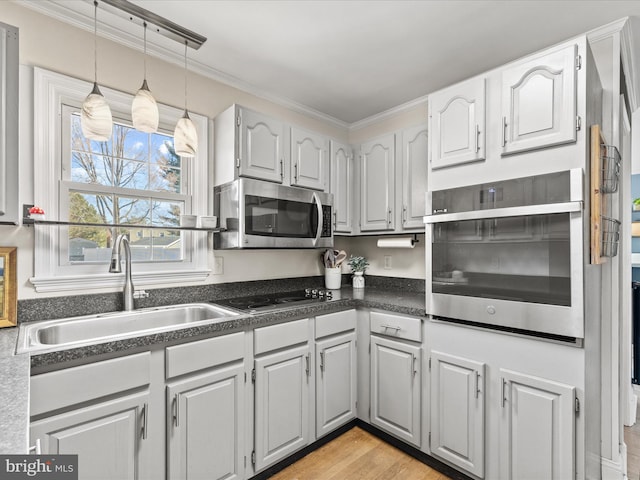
left=294, top=162, right=298, bottom=182
left=173, top=394, right=179, bottom=428
left=29, top=439, right=42, bottom=455
left=501, top=378, right=506, bottom=408
left=387, top=209, right=392, bottom=226
left=141, top=402, right=148, bottom=440
left=501, top=117, right=507, bottom=147
left=333, top=211, right=337, bottom=229
left=475, top=124, right=480, bottom=153
left=320, top=351, right=325, bottom=372
left=475, top=371, right=481, bottom=399
left=305, top=353, right=311, bottom=376
left=280, top=159, right=284, bottom=179
left=402, top=205, right=407, bottom=224
left=412, top=355, right=417, bottom=376
left=380, top=324, right=401, bottom=333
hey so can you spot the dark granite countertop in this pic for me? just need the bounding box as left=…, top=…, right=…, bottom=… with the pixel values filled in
left=0, top=283, right=425, bottom=454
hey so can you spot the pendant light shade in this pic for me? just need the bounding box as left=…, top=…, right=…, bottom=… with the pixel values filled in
left=173, top=41, right=197, bottom=157
left=81, top=1, right=113, bottom=141
left=174, top=110, right=198, bottom=157
left=132, top=23, right=159, bottom=133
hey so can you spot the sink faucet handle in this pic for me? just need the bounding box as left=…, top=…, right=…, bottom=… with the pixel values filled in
left=133, top=290, right=149, bottom=299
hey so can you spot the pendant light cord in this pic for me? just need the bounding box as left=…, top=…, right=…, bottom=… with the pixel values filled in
left=93, top=0, right=98, bottom=84
left=143, top=21, right=147, bottom=80
left=183, top=40, right=188, bottom=111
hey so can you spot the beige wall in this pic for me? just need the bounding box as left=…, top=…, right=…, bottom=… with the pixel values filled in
left=0, top=2, right=426, bottom=300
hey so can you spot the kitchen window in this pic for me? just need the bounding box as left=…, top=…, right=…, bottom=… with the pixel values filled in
left=30, top=68, right=209, bottom=292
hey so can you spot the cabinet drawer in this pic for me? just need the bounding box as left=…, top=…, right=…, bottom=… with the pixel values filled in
left=315, top=309, right=356, bottom=339
left=254, top=318, right=309, bottom=355
left=166, top=332, right=244, bottom=379
left=31, top=352, right=151, bottom=416
left=370, top=311, right=422, bottom=342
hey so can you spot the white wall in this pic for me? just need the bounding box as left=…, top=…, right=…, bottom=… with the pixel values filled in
left=0, top=2, right=427, bottom=300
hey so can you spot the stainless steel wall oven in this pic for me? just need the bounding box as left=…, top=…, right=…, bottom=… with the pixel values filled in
left=424, top=169, right=584, bottom=339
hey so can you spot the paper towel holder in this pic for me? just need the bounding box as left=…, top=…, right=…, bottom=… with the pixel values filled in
left=376, top=234, right=420, bottom=248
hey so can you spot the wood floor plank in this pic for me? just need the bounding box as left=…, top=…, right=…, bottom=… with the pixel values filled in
left=268, top=427, right=452, bottom=480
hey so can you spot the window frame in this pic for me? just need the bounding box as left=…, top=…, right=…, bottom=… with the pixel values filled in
left=31, top=67, right=210, bottom=293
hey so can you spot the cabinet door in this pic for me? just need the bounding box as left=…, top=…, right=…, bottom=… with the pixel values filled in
left=370, top=335, right=421, bottom=446
left=254, top=344, right=311, bottom=472
left=167, top=363, right=245, bottom=480
left=291, top=127, right=327, bottom=191
left=316, top=332, right=357, bottom=437
left=238, top=108, right=284, bottom=183
left=430, top=77, right=486, bottom=170
left=30, top=392, right=150, bottom=480
left=330, top=141, right=354, bottom=234
left=430, top=351, right=485, bottom=478
left=401, top=125, right=428, bottom=229
left=499, top=368, right=575, bottom=480
left=0, top=22, right=18, bottom=225
left=501, top=44, right=577, bottom=155
left=360, top=134, right=395, bottom=231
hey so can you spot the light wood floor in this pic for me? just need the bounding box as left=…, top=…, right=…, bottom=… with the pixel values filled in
left=626, top=409, right=640, bottom=480
left=269, top=427, right=453, bottom=480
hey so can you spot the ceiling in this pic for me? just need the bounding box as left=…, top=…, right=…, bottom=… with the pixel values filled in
left=19, top=0, right=640, bottom=126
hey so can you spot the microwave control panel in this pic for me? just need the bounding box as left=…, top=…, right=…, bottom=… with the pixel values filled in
left=321, top=206, right=332, bottom=237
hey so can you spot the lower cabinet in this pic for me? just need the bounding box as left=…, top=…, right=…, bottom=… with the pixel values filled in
left=30, top=392, right=150, bottom=480
left=429, top=351, right=485, bottom=478
left=316, top=330, right=357, bottom=438
left=370, top=334, right=421, bottom=447
left=166, top=363, right=245, bottom=480
left=253, top=319, right=312, bottom=473
left=499, top=368, right=576, bottom=480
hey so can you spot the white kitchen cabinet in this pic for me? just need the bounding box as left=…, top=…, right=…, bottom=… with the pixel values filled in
left=253, top=319, right=312, bottom=472
left=501, top=43, right=578, bottom=156
left=166, top=364, right=245, bottom=480
left=370, top=334, right=421, bottom=446
left=316, top=331, right=357, bottom=437
left=30, top=392, right=151, bottom=480
left=0, top=22, right=18, bottom=225
left=360, top=134, right=395, bottom=231
left=499, top=368, right=576, bottom=480
left=165, top=332, right=246, bottom=480
left=330, top=140, right=354, bottom=234
left=400, top=124, right=428, bottom=229
left=429, top=351, right=485, bottom=478
left=214, top=104, right=285, bottom=185
left=429, top=77, right=486, bottom=170
left=290, top=126, right=328, bottom=191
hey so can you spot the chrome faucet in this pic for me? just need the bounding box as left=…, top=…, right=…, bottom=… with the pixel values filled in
left=109, top=234, right=135, bottom=311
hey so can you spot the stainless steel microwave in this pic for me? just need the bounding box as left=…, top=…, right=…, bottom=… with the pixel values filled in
left=424, top=169, right=584, bottom=339
left=214, top=178, right=333, bottom=249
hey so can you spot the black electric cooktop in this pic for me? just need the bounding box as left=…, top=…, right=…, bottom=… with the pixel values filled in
left=213, top=288, right=336, bottom=312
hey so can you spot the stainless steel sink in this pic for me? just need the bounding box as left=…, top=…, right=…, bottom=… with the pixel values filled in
left=17, top=303, right=241, bottom=353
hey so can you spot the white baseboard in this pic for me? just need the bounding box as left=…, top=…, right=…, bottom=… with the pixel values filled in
left=602, top=454, right=625, bottom=480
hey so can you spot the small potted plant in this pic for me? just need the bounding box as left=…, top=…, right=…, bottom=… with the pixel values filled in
left=634, top=198, right=640, bottom=211
left=347, top=255, right=369, bottom=289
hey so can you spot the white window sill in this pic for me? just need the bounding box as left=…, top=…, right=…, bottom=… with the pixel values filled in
left=30, top=269, right=211, bottom=293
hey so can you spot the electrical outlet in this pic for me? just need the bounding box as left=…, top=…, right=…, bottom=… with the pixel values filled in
left=384, top=255, right=392, bottom=270
left=490, top=256, right=500, bottom=271
left=213, top=256, right=224, bottom=275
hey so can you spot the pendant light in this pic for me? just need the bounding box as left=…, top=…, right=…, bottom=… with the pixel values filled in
left=132, top=22, right=159, bottom=133
left=81, top=0, right=113, bottom=141
left=173, top=41, right=198, bottom=158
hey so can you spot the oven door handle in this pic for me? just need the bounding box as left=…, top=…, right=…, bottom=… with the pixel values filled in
left=312, top=192, right=323, bottom=246
left=423, top=201, right=582, bottom=224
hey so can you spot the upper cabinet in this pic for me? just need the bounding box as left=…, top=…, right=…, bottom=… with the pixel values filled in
left=214, top=105, right=285, bottom=186
left=330, top=140, right=354, bottom=234
left=290, top=126, right=328, bottom=191
left=213, top=104, right=329, bottom=191
left=360, top=133, right=395, bottom=231
left=501, top=43, right=578, bottom=156
left=430, top=77, right=486, bottom=170
left=0, top=22, right=18, bottom=225
left=401, top=124, right=428, bottom=229
left=429, top=37, right=599, bottom=191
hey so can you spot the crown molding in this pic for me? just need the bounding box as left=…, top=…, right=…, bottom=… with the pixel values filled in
left=348, top=94, right=429, bottom=132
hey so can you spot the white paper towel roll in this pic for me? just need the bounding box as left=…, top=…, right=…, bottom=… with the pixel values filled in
left=377, top=237, right=415, bottom=248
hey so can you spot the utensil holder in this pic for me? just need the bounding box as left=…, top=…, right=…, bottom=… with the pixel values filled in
left=325, top=267, right=342, bottom=290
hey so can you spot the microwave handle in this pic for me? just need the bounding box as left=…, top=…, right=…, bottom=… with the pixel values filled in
left=423, top=201, right=582, bottom=224
left=312, top=192, right=323, bottom=247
